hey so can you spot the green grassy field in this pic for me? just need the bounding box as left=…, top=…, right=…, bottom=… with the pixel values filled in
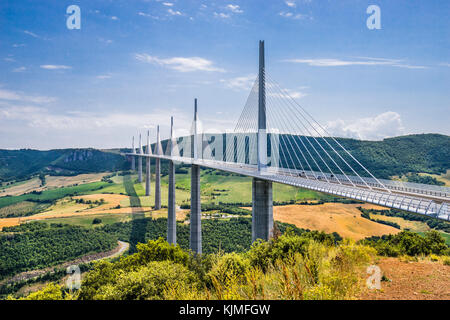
left=0, top=179, right=29, bottom=191
left=417, top=231, right=450, bottom=246
left=97, top=171, right=329, bottom=206
left=0, top=201, right=51, bottom=218
left=43, top=213, right=134, bottom=228
left=0, top=181, right=110, bottom=209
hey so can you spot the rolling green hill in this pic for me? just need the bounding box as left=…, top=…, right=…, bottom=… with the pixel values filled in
left=335, top=134, right=450, bottom=178
left=0, top=148, right=129, bottom=182
left=0, top=133, right=448, bottom=183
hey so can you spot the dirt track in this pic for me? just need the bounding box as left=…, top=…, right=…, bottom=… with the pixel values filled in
left=1, top=241, right=129, bottom=286
left=360, top=257, right=450, bottom=300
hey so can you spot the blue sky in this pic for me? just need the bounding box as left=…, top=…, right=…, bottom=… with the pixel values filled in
left=0, top=0, right=449, bottom=149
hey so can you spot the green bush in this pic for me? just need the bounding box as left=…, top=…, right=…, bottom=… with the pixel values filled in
left=91, top=261, right=196, bottom=300
left=360, top=230, right=449, bottom=257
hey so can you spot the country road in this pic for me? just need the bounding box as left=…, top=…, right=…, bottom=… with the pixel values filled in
left=1, top=241, right=129, bottom=286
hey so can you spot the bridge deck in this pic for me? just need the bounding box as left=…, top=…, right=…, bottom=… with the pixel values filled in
left=125, top=153, right=449, bottom=221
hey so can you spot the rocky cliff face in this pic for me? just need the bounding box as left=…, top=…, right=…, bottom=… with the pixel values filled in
left=64, top=150, right=94, bottom=163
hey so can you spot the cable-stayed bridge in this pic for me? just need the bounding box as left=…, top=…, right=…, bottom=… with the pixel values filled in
left=125, top=41, right=449, bottom=254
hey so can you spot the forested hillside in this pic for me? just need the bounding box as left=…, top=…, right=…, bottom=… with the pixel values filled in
left=0, top=133, right=448, bottom=182
left=0, top=148, right=129, bottom=181
left=0, top=222, right=117, bottom=279
left=275, top=133, right=449, bottom=179
left=336, top=134, right=450, bottom=178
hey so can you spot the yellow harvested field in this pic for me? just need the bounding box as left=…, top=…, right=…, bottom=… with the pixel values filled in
left=271, top=203, right=400, bottom=240
left=369, top=213, right=430, bottom=232
left=0, top=217, right=22, bottom=229
left=0, top=173, right=109, bottom=197
left=0, top=193, right=188, bottom=229
left=36, top=193, right=152, bottom=217
left=419, top=169, right=450, bottom=187
left=44, top=173, right=109, bottom=188
left=0, top=178, right=42, bottom=197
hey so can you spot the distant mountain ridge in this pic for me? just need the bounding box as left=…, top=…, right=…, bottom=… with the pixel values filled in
left=0, top=148, right=129, bottom=181
left=0, top=133, right=448, bottom=182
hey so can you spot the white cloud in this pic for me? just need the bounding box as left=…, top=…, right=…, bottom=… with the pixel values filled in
left=285, top=1, right=296, bottom=7
left=279, top=11, right=310, bottom=19
left=168, top=8, right=183, bottom=16
left=135, top=53, right=225, bottom=72
left=214, top=12, right=231, bottom=19
left=284, top=57, right=427, bottom=69
left=12, top=66, right=26, bottom=73
left=96, top=74, right=112, bottom=79
left=226, top=4, right=243, bottom=13
left=162, top=2, right=174, bottom=6
left=279, top=12, right=293, bottom=17
left=4, top=57, right=15, bottom=62
left=99, top=38, right=113, bottom=44
left=0, top=88, right=56, bottom=104
left=138, top=12, right=159, bottom=19
left=111, top=16, right=118, bottom=20
left=24, top=30, right=39, bottom=38
left=325, top=111, right=405, bottom=140
left=0, top=104, right=189, bottom=131
left=40, top=65, right=72, bottom=70
left=220, top=74, right=256, bottom=91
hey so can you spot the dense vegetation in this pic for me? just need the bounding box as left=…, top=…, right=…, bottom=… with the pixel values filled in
left=0, top=148, right=129, bottom=182
left=360, top=230, right=449, bottom=257
left=335, top=134, right=449, bottom=179
left=100, top=216, right=342, bottom=255
left=357, top=207, right=450, bottom=233
left=0, top=201, right=51, bottom=218
left=0, top=222, right=117, bottom=279
left=104, top=217, right=272, bottom=254
left=359, top=209, right=401, bottom=229
left=0, top=262, right=93, bottom=299
left=405, top=173, right=445, bottom=186
left=5, top=224, right=449, bottom=300
left=14, top=231, right=378, bottom=300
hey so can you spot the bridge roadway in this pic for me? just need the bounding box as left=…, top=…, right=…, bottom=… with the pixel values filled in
left=125, top=152, right=450, bottom=221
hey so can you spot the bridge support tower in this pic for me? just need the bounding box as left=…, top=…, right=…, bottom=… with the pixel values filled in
left=190, top=99, right=202, bottom=254
left=145, top=130, right=151, bottom=196
left=252, top=178, right=273, bottom=242
left=168, top=117, right=176, bottom=245
left=138, top=134, right=143, bottom=183
left=252, top=40, right=274, bottom=242
left=131, top=136, right=135, bottom=171
left=190, top=164, right=201, bottom=253
left=154, top=125, right=161, bottom=210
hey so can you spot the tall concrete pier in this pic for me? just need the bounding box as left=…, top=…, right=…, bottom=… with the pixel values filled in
left=145, top=130, right=151, bottom=196
left=167, top=117, right=176, bottom=245
left=131, top=136, right=135, bottom=171
left=252, top=40, right=273, bottom=242
left=252, top=178, right=273, bottom=241
left=190, top=164, right=201, bottom=253
left=257, top=40, right=267, bottom=174
left=154, top=125, right=161, bottom=210
left=138, top=134, right=143, bottom=183
left=190, top=99, right=201, bottom=254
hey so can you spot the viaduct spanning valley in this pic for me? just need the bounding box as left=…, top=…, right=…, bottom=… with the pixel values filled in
left=125, top=41, right=450, bottom=254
